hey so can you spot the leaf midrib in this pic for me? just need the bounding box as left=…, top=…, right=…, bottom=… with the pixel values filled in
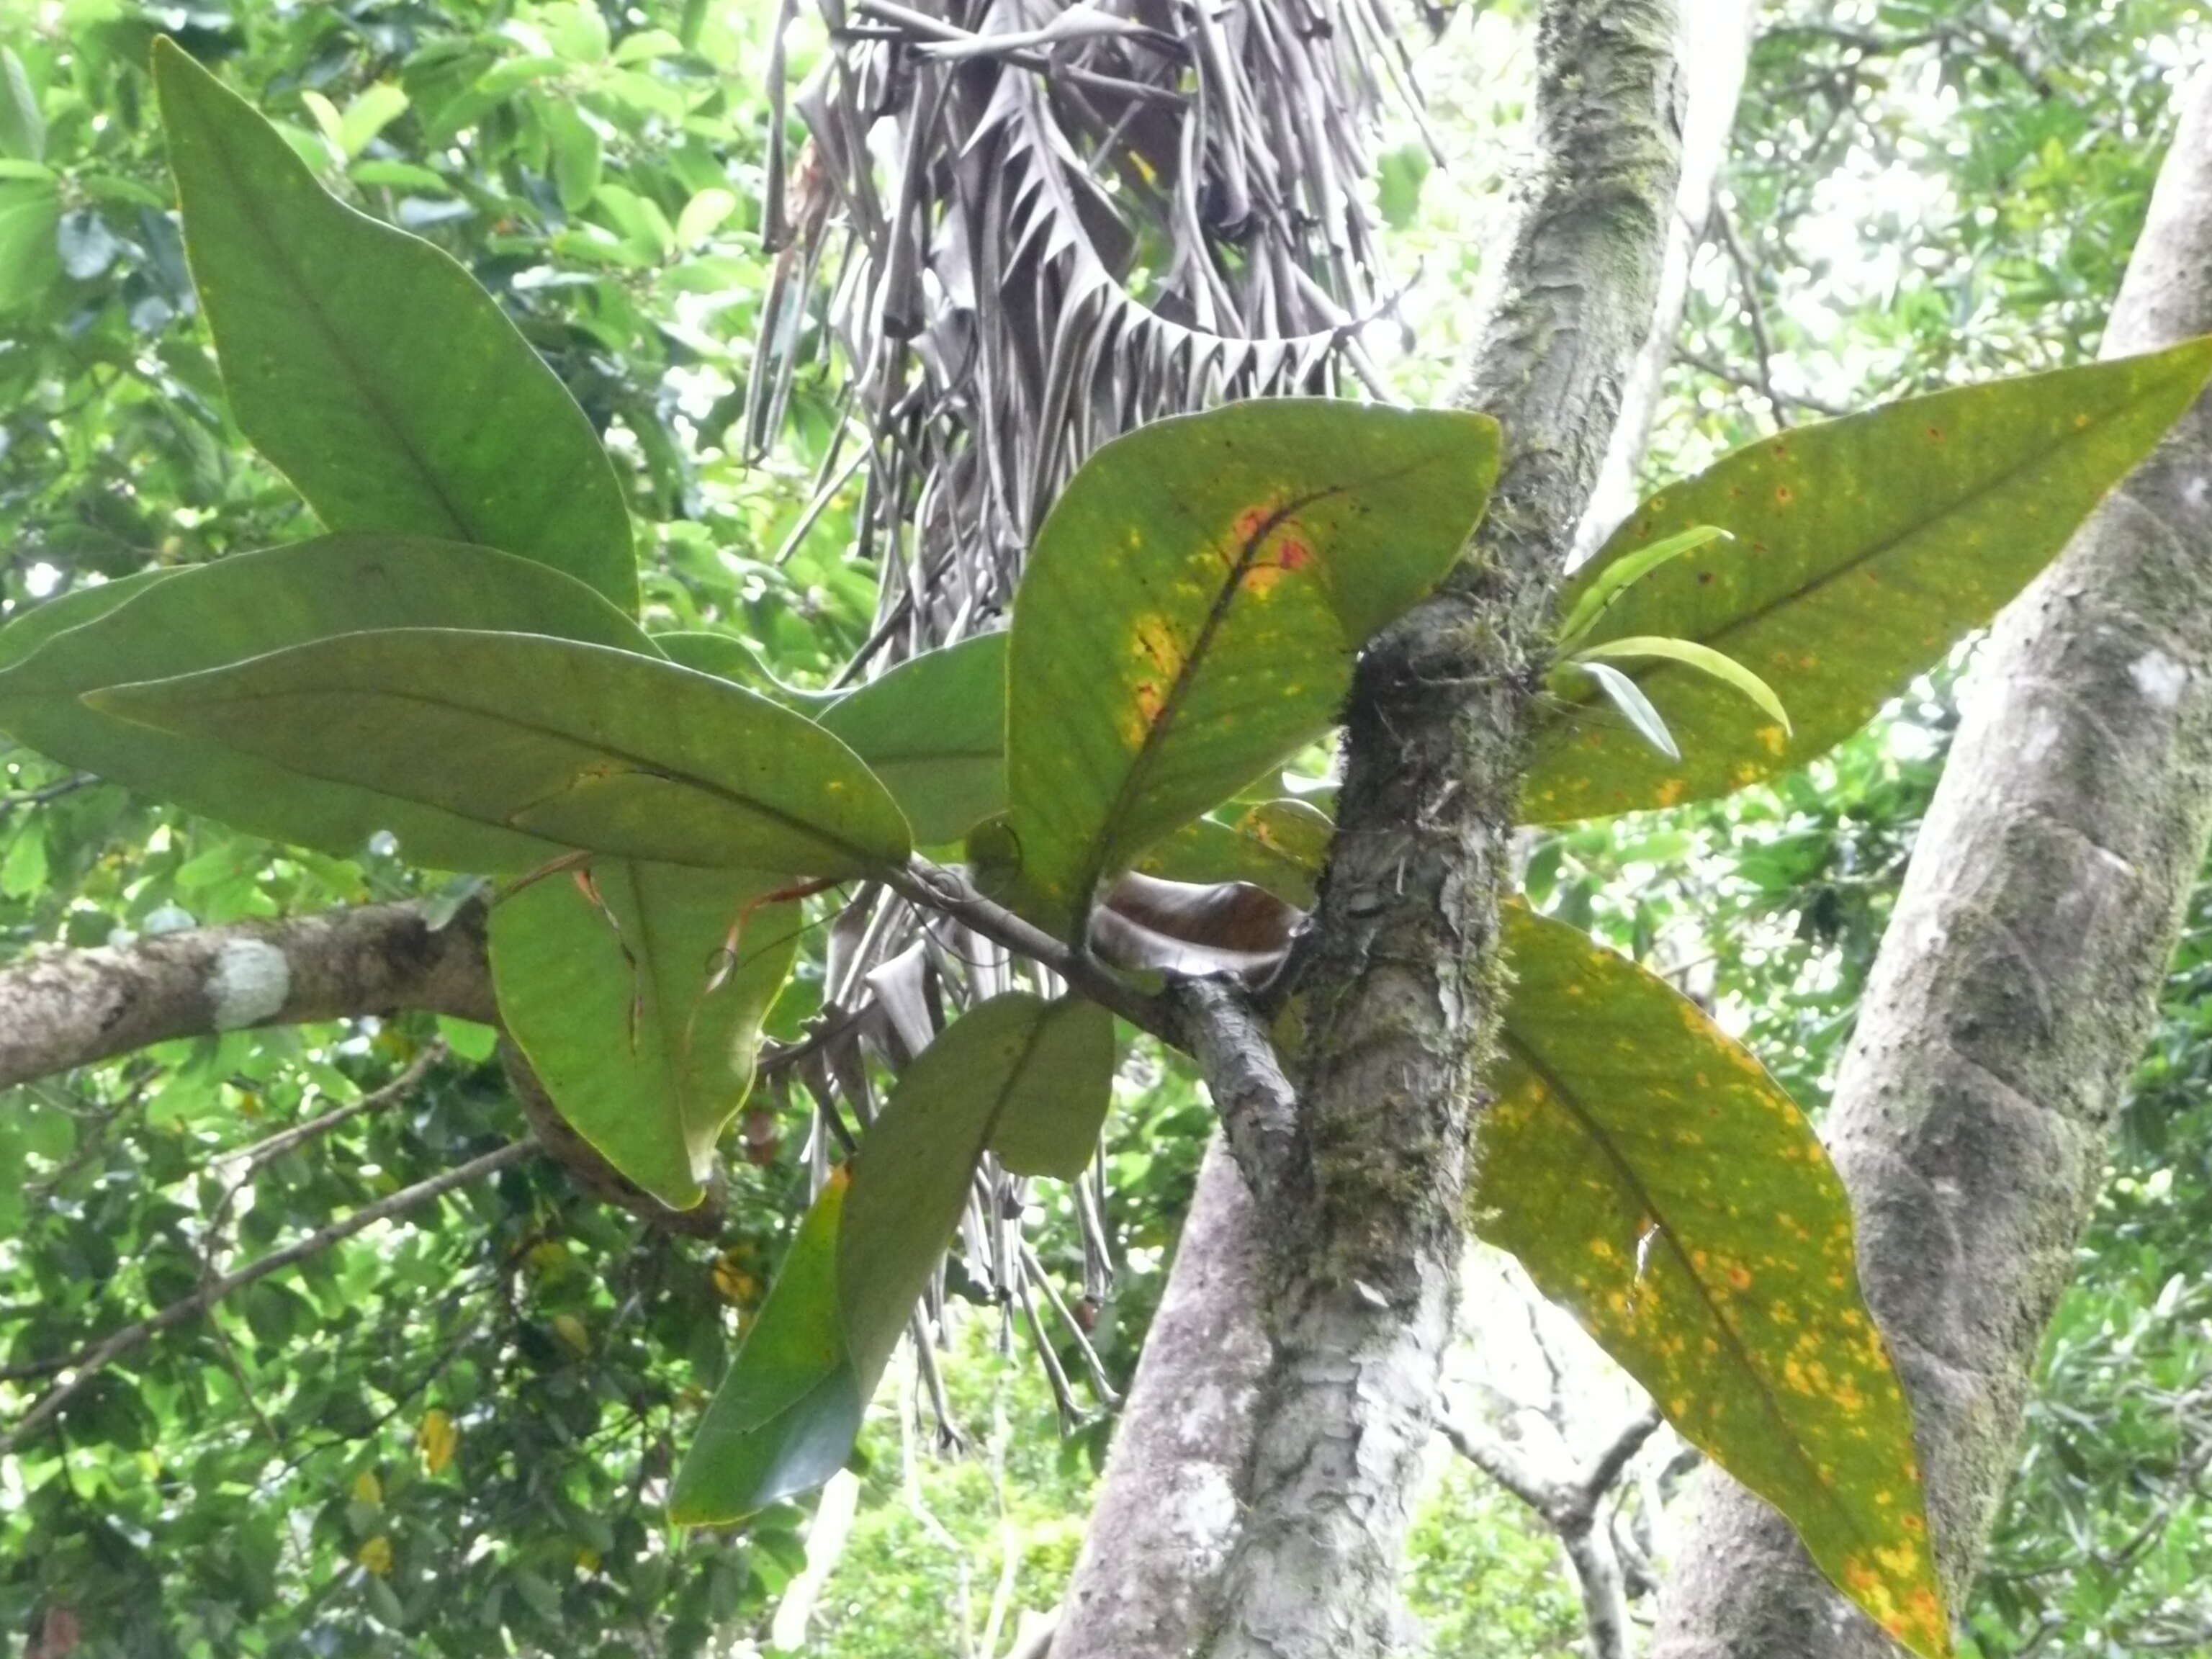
left=1545, top=382, right=2182, bottom=724
left=1070, top=485, right=1343, bottom=920
left=101, top=665, right=894, bottom=873
left=184, top=60, right=479, bottom=543
left=1496, top=1027, right=1884, bottom=1561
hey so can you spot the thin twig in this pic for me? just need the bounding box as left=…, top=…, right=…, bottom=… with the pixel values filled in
left=1710, top=202, right=1791, bottom=428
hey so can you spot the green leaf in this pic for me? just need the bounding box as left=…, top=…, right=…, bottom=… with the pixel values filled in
left=1521, top=338, right=2212, bottom=822
left=544, top=100, right=602, bottom=212
left=650, top=631, right=839, bottom=710
left=150, top=39, right=637, bottom=612
left=1555, top=525, right=1730, bottom=644
left=491, top=862, right=801, bottom=1208
left=88, top=629, right=912, bottom=876
left=668, top=1174, right=865, bottom=1524
left=0, top=569, right=176, bottom=673
left=0, top=172, right=58, bottom=311
left=672, top=993, right=1094, bottom=1522
left=1575, top=660, right=1678, bottom=760
left=1478, top=905, right=1949, bottom=1659
left=1569, top=636, right=1791, bottom=734
left=1136, top=797, right=1334, bottom=908
left=0, top=536, right=651, bottom=871
left=820, top=634, right=1007, bottom=846
left=0, top=48, right=45, bottom=162
left=984, top=997, right=1116, bottom=1180
left=1003, top=400, right=1498, bottom=937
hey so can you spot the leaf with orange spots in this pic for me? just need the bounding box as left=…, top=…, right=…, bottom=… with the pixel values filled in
left=999, top=400, right=1498, bottom=939
left=1523, top=337, right=2212, bottom=822
left=1135, top=797, right=1335, bottom=907
left=1475, top=904, right=1951, bottom=1658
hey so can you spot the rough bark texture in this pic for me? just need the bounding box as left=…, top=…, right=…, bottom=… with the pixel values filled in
left=1054, top=1137, right=1273, bottom=1659
left=1653, top=66, right=2212, bottom=1659
left=0, top=899, right=494, bottom=1089
left=1573, top=0, right=1758, bottom=559
left=1058, top=6, right=1686, bottom=1655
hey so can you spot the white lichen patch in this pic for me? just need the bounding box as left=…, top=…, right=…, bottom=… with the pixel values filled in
left=2129, top=648, right=2188, bottom=709
left=209, top=938, right=290, bottom=1030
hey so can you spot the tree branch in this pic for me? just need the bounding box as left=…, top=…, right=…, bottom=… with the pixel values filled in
left=0, top=898, right=495, bottom=1090
left=0, top=1140, right=532, bottom=1455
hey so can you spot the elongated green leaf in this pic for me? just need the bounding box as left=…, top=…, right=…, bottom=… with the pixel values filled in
left=1136, top=797, right=1334, bottom=908
left=0, top=568, right=176, bottom=673
left=1570, top=636, right=1791, bottom=733
left=1576, top=660, right=1678, bottom=760
left=1480, top=906, right=1948, bottom=1659
left=1522, top=338, right=2212, bottom=822
left=0, top=536, right=651, bottom=871
left=1555, top=525, right=1730, bottom=644
left=668, top=1174, right=865, bottom=1524
left=820, top=633, right=1007, bottom=845
left=89, top=629, right=912, bottom=876
left=672, top=994, right=1100, bottom=1523
left=1004, top=400, right=1497, bottom=938
left=151, top=39, right=637, bottom=611
left=490, top=863, right=801, bottom=1208
left=0, top=172, right=58, bottom=310
left=986, top=997, right=1117, bottom=1180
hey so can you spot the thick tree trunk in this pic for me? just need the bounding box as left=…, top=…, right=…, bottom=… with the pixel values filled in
left=1653, top=65, right=2212, bottom=1659
left=1054, top=1138, right=1272, bottom=1659
left=1573, top=0, right=1758, bottom=560
left=1053, top=4, right=1687, bottom=1655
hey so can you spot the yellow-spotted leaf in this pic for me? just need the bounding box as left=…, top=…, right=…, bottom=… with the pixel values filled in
left=1476, top=904, right=1948, bottom=1658
left=673, top=993, right=1107, bottom=1523
left=1136, top=797, right=1334, bottom=908
left=418, top=1409, right=457, bottom=1477
left=153, top=40, right=637, bottom=611
left=491, top=862, right=802, bottom=1209
left=1002, top=400, right=1497, bottom=938
left=1523, top=338, right=2212, bottom=822
left=87, top=629, right=912, bottom=876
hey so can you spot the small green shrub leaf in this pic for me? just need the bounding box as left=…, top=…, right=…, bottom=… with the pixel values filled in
left=1522, top=338, right=2212, bottom=822
left=1555, top=525, right=1731, bottom=644
left=151, top=39, right=637, bottom=611
left=490, top=862, right=802, bottom=1209
left=0, top=536, right=650, bottom=871
left=87, top=629, right=912, bottom=876
left=1478, top=904, right=1948, bottom=1658
left=1002, top=400, right=1497, bottom=938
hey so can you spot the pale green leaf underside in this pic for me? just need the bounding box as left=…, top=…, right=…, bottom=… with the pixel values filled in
left=0, top=536, right=652, bottom=871
left=87, top=627, right=912, bottom=876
